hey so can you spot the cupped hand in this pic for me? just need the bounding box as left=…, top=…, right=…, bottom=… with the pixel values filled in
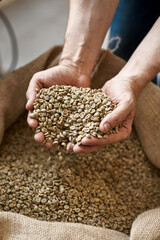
left=26, top=64, right=90, bottom=147
left=71, top=76, right=138, bottom=153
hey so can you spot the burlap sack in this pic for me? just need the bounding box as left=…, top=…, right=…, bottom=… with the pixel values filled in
left=0, top=45, right=159, bottom=168
left=0, top=45, right=159, bottom=239
left=0, top=211, right=129, bottom=240
left=134, top=83, right=160, bottom=169
left=130, top=208, right=160, bottom=240
left=0, top=209, right=159, bottom=240
left=0, top=45, right=125, bottom=141
left=0, top=45, right=63, bottom=144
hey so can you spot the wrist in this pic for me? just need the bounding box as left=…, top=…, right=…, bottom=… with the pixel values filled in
left=117, top=64, right=152, bottom=100
left=58, top=60, right=91, bottom=88
left=115, top=72, right=145, bottom=100
left=59, top=45, right=95, bottom=78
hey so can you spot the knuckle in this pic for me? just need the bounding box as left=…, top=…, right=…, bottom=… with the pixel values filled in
left=109, top=112, right=124, bottom=127
left=26, top=90, right=29, bottom=98
left=107, top=115, right=118, bottom=127
left=33, top=72, right=42, bottom=80
left=128, top=125, right=132, bottom=136
left=123, top=128, right=132, bottom=140
left=124, top=93, right=135, bottom=108
left=110, top=118, right=121, bottom=128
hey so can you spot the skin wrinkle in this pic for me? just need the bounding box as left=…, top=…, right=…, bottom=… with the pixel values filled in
left=60, top=0, right=119, bottom=77
left=25, top=2, right=160, bottom=154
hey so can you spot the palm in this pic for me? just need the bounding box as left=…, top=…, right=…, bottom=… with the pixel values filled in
left=102, top=78, right=135, bottom=107
left=34, top=66, right=90, bottom=89
left=71, top=77, right=137, bottom=154
left=26, top=65, right=90, bottom=147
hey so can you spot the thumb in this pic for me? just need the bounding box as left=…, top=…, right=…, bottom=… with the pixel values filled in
left=26, top=79, right=41, bottom=111
left=99, top=103, right=131, bottom=133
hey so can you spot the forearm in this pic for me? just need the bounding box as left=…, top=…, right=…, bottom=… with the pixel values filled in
left=118, top=17, right=160, bottom=97
left=59, top=0, right=119, bottom=78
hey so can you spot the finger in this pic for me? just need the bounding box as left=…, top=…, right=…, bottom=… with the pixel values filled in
left=45, top=141, right=54, bottom=148
left=34, top=132, right=45, bottom=142
left=66, top=142, right=74, bottom=152
left=27, top=114, right=38, bottom=128
left=73, top=144, right=105, bottom=154
left=26, top=75, right=43, bottom=110
left=100, top=100, right=133, bottom=133
left=82, top=122, right=132, bottom=146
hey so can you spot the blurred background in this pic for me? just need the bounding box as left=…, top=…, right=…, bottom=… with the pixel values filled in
left=0, top=0, right=69, bottom=78
left=0, top=0, right=108, bottom=79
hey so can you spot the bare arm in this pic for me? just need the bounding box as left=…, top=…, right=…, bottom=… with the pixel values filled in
left=118, top=17, right=160, bottom=98
left=60, top=0, right=119, bottom=80
left=26, top=0, right=119, bottom=147
left=77, top=17, right=160, bottom=153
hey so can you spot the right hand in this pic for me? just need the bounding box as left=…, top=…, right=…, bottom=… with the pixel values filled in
left=74, top=75, right=137, bottom=153
left=26, top=64, right=90, bottom=148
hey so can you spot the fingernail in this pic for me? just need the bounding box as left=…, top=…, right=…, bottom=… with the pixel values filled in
left=103, top=123, right=110, bottom=132
left=81, top=137, right=87, bottom=144
left=26, top=100, right=30, bottom=108
left=66, top=142, right=73, bottom=151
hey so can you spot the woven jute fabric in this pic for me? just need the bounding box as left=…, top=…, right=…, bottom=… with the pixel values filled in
left=0, top=45, right=159, bottom=168
left=0, top=45, right=125, bottom=143
left=130, top=208, right=160, bottom=240
left=134, top=82, right=160, bottom=168
left=0, top=211, right=129, bottom=240
left=0, top=45, right=63, bottom=144
left=0, top=45, right=159, bottom=239
left=0, top=209, right=160, bottom=240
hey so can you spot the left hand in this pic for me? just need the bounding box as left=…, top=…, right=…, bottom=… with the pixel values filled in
left=26, top=64, right=90, bottom=148
left=70, top=76, right=138, bottom=153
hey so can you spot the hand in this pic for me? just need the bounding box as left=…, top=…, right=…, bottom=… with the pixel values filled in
left=26, top=64, right=90, bottom=147
left=71, top=76, right=138, bottom=153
